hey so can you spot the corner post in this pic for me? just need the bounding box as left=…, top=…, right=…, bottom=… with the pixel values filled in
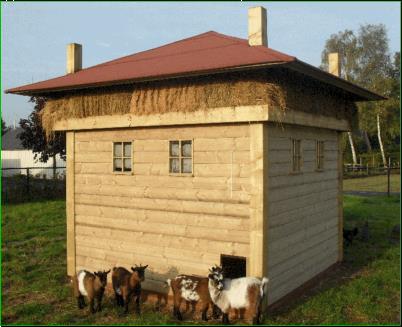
left=337, top=132, right=343, bottom=262
left=249, top=123, right=268, bottom=277
left=66, top=131, right=76, bottom=276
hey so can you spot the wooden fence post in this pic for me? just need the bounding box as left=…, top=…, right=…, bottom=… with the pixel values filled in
left=26, top=168, right=30, bottom=198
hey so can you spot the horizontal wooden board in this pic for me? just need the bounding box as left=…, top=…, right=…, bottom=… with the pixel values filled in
left=75, top=193, right=250, bottom=218
left=75, top=214, right=249, bottom=243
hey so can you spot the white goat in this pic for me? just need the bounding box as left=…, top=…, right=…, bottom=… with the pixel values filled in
left=208, top=265, right=269, bottom=324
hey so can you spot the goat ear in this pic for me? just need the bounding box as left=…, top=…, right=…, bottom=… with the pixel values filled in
left=105, top=269, right=111, bottom=274
left=143, top=265, right=148, bottom=269
left=131, top=267, right=136, bottom=272
left=94, top=271, right=98, bottom=276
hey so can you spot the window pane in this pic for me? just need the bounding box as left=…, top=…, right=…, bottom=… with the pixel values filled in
left=114, top=143, right=122, bottom=157
left=181, top=141, right=192, bottom=157
left=123, top=142, right=132, bottom=157
left=169, top=158, right=180, bottom=173
left=113, top=143, right=122, bottom=157
left=170, top=141, right=180, bottom=157
left=114, top=158, right=122, bottom=171
left=123, top=158, right=132, bottom=171
left=181, top=158, right=192, bottom=173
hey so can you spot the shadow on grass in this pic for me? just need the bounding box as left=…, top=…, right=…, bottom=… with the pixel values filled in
left=266, top=195, right=400, bottom=323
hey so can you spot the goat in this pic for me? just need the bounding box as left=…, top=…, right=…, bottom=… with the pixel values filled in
left=343, top=227, right=359, bottom=246
left=208, top=265, right=269, bottom=324
left=72, top=269, right=110, bottom=314
left=166, top=274, right=220, bottom=321
left=112, top=264, right=148, bottom=314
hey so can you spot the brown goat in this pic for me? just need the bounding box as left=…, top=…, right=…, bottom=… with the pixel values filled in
left=112, top=265, right=148, bottom=314
left=167, top=274, right=220, bottom=321
left=72, top=269, right=110, bottom=314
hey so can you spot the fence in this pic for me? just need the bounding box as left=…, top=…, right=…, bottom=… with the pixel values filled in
left=343, top=157, right=400, bottom=195
left=1, top=166, right=66, bottom=203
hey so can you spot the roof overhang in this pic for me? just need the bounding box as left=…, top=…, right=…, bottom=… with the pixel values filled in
left=6, top=60, right=385, bottom=102
left=285, top=60, right=385, bottom=101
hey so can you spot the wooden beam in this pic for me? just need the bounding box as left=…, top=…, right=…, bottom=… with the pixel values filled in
left=248, top=123, right=268, bottom=277
left=53, top=105, right=350, bottom=132
left=269, top=108, right=350, bottom=131
left=66, top=131, right=76, bottom=276
left=337, top=132, right=343, bottom=262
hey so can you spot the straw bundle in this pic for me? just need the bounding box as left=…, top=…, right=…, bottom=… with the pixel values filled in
left=40, top=69, right=356, bottom=138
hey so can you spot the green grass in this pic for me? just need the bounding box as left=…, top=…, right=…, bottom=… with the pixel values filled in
left=1, top=196, right=400, bottom=325
left=343, top=174, right=401, bottom=193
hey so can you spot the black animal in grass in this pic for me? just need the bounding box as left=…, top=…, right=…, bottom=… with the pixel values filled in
left=343, top=227, right=359, bottom=246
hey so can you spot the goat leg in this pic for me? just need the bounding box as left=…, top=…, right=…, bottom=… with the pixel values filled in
left=222, top=312, right=230, bottom=324
left=212, top=304, right=221, bottom=319
left=77, top=295, right=85, bottom=309
left=201, top=308, right=208, bottom=321
left=97, top=293, right=103, bottom=312
left=89, top=298, right=95, bottom=314
left=123, top=295, right=130, bottom=314
left=135, top=295, right=141, bottom=315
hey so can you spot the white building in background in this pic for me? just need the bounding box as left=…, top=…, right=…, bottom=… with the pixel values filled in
left=1, top=127, right=66, bottom=178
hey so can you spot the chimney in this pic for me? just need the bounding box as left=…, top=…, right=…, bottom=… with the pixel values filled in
left=248, top=6, right=267, bottom=47
left=328, top=52, right=340, bottom=77
left=66, top=43, right=82, bottom=74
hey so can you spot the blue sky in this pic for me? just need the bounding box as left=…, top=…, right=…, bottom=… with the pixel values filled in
left=2, top=1, right=400, bottom=126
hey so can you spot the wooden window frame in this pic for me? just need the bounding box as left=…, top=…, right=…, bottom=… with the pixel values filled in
left=316, top=140, right=325, bottom=171
left=112, top=141, right=133, bottom=174
left=169, top=139, right=193, bottom=176
left=291, top=138, right=302, bottom=174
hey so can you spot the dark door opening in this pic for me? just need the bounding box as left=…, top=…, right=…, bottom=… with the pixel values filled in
left=220, top=254, right=246, bottom=279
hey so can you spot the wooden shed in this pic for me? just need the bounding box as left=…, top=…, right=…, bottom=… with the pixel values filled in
left=7, top=7, right=383, bottom=307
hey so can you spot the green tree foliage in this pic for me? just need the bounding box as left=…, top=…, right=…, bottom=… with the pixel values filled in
left=321, top=24, right=400, bottom=158
left=18, top=97, right=66, bottom=163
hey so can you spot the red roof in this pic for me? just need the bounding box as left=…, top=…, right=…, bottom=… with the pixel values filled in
left=6, top=31, right=295, bottom=94
left=5, top=31, right=383, bottom=101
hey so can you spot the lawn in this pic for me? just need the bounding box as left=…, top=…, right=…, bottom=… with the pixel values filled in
left=1, top=196, right=400, bottom=325
left=344, top=174, right=401, bottom=193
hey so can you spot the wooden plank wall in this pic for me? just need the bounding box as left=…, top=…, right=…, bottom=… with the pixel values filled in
left=73, top=124, right=251, bottom=292
left=266, top=124, right=339, bottom=304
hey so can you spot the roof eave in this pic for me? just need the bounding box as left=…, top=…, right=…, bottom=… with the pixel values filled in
left=286, top=60, right=386, bottom=101
left=5, top=61, right=289, bottom=96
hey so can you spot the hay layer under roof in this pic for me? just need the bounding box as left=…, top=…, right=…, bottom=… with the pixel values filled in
left=41, top=69, right=357, bottom=136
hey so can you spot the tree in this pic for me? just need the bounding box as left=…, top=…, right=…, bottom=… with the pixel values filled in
left=321, top=29, right=360, bottom=165
left=2, top=116, right=8, bottom=136
left=18, top=97, right=66, bottom=168
left=321, top=24, right=399, bottom=167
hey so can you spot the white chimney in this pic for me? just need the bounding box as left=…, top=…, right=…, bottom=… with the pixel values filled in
left=328, top=52, right=340, bottom=77
left=66, top=43, right=82, bottom=74
left=248, top=6, right=267, bottom=47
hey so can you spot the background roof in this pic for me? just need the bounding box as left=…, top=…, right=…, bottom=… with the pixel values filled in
left=1, top=128, right=25, bottom=151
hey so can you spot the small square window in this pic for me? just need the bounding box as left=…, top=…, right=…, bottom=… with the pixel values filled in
left=316, top=141, right=325, bottom=170
left=291, top=139, right=302, bottom=173
left=113, top=142, right=132, bottom=172
left=169, top=140, right=192, bottom=175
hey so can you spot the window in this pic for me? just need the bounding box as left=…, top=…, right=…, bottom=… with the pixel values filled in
left=291, top=139, right=302, bottom=173
left=220, top=255, right=246, bottom=279
left=169, top=140, right=192, bottom=174
left=113, top=142, right=132, bottom=172
left=316, top=140, right=325, bottom=170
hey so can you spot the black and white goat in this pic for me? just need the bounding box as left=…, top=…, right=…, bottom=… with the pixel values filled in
left=207, top=265, right=269, bottom=324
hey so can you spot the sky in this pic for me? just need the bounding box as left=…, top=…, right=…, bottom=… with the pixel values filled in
left=2, top=1, right=401, bottom=126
